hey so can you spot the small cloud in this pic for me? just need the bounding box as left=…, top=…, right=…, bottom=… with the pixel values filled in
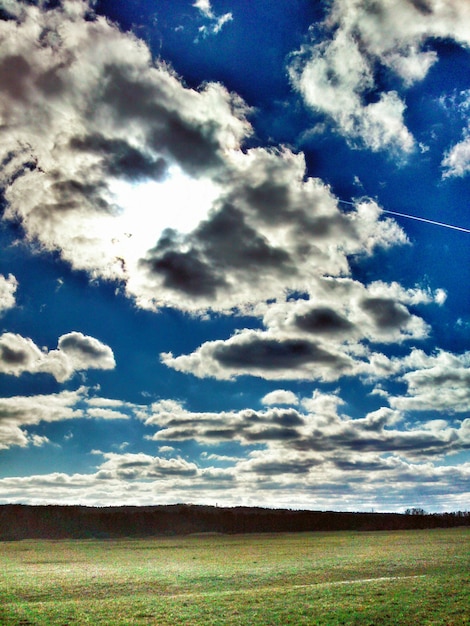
left=261, top=390, right=299, bottom=406
left=0, top=331, right=115, bottom=382
left=442, top=131, right=470, bottom=178
left=86, top=408, right=129, bottom=420
left=434, top=289, right=447, bottom=305
left=30, top=434, right=51, bottom=447
left=159, top=445, right=175, bottom=455
left=0, top=274, right=18, bottom=314
left=193, top=0, right=233, bottom=38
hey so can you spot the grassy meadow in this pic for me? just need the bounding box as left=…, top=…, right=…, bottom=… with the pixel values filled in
left=0, top=527, right=468, bottom=625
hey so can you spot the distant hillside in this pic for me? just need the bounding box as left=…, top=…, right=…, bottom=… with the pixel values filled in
left=1, top=505, right=469, bottom=540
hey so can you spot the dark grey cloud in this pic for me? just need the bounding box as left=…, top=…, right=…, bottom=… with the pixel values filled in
left=141, top=203, right=294, bottom=299
left=0, top=54, right=32, bottom=101
left=142, top=248, right=226, bottom=297
left=361, top=297, right=411, bottom=329
left=195, top=204, right=292, bottom=270
left=243, top=180, right=353, bottom=241
left=242, top=458, right=315, bottom=475
left=48, top=178, right=111, bottom=213
left=0, top=342, right=29, bottom=365
left=243, top=427, right=300, bottom=442
left=213, top=337, right=344, bottom=370
left=69, top=134, right=168, bottom=182
left=100, top=63, right=225, bottom=177
left=294, top=307, right=355, bottom=334
left=408, top=0, right=433, bottom=16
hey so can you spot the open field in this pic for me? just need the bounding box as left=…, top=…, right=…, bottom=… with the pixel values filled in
left=1, top=528, right=469, bottom=625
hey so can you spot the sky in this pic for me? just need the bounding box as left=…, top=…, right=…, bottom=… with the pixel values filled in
left=0, top=0, right=469, bottom=513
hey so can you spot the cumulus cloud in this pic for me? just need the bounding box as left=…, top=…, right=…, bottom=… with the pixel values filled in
left=161, top=279, right=442, bottom=382
left=0, top=273, right=17, bottom=314
left=0, top=387, right=138, bottom=450
left=0, top=331, right=115, bottom=381
left=442, top=132, right=470, bottom=178
left=0, top=456, right=467, bottom=510
left=1, top=456, right=468, bottom=510
left=138, top=155, right=408, bottom=311
left=161, top=329, right=358, bottom=382
left=0, top=388, right=84, bottom=450
left=262, top=390, right=299, bottom=406
left=0, top=387, right=468, bottom=509
left=95, top=451, right=198, bottom=480
left=440, top=89, right=470, bottom=177
left=0, top=0, right=410, bottom=315
left=388, top=349, right=470, bottom=412
left=141, top=392, right=470, bottom=460
left=290, top=0, right=470, bottom=152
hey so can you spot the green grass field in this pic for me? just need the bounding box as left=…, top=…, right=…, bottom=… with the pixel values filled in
left=1, top=528, right=468, bottom=625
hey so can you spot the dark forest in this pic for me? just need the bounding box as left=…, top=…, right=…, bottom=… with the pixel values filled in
left=1, top=505, right=468, bottom=540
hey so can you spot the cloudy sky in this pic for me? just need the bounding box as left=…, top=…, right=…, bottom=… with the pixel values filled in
left=0, top=0, right=469, bottom=512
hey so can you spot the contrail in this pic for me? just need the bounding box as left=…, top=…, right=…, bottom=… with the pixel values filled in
left=381, top=209, right=470, bottom=233
left=338, top=199, right=470, bottom=233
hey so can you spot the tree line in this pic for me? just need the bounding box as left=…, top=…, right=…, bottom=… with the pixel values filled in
left=0, top=504, right=469, bottom=540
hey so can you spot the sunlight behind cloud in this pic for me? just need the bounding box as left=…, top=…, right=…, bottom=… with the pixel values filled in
left=106, top=166, right=220, bottom=269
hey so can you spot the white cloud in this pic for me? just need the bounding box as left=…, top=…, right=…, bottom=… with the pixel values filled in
left=442, top=132, right=470, bottom=178
left=141, top=391, right=469, bottom=461
left=193, top=0, right=233, bottom=37
left=193, top=0, right=212, bottom=15
left=0, top=1, right=410, bottom=315
left=3, top=389, right=467, bottom=508
left=0, top=387, right=144, bottom=450
left=388, top=349, right=470, bottom=413
left=0, top=331, right=115, bottom=381
left=57, top=332, right=116, bottom=373
left=262, top=390, right=299, bottom=406
left=86, top=408, right=129, bottom=420
left=161, top=278, right=442, bottom=382
left=161, top=328, right=359, bottom=382
left=1, top=456, right=468, bottom=511
left=0, top=273, right=17, bottom=314
left=290, top=0, right=470, bottom=152
left=1, top=386, right=469, bottom=508
left=0, top=459, right=467, bottom=511
left=0, top=388, right=85, bottom=450
left=96, top=452, right=198, bottom=480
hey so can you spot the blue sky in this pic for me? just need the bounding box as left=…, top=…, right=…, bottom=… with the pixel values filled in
left=0, top=0, right=469, bottom=512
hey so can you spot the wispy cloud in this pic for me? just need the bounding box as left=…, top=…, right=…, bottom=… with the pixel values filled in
left=289, top=0, right=470, bottom=153
left=193, top=0, right=233, bottom=38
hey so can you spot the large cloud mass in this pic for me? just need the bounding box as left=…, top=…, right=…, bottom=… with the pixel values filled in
left=0, top=0, right=409, bottom=314
left=0, top=386, right=468, bottom=510
left=161, top=280, right=444, bottom=381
